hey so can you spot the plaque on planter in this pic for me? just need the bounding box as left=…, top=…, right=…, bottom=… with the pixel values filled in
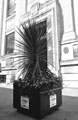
left=21, top=96, right=29, bottom=109
left=50, top=94, right=56, bottom=108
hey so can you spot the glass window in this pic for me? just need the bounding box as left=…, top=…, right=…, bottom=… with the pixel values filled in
left=7, top=0, right=16, bottom=17
left=5, top=32, right=15, bottom=54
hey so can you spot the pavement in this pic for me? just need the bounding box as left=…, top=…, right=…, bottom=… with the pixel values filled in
left=0, top=85, right=78, bottom=120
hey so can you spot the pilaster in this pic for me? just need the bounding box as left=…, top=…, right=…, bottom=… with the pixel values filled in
left=1, top=0, right=8, bottom=56
left=0, top=0, right=4, bottom=56
left=59, top=0, right=76, bottom=42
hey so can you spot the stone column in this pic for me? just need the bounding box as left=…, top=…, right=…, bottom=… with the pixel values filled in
left=73, top=0, right=78, bottom=36
left=0, top=0, right=4, bottom=56
left=59, top=0, right=76, bottom=41
left=1, top=0, right=8, bottom=56
left=47, top=0, right=63, bottom=76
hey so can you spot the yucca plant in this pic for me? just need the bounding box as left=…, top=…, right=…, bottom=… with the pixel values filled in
left=13, top=20, right=61, bottom=93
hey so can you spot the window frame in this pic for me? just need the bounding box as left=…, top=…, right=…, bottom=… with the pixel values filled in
left=5, top=32, right=15, bottom=54
left=7, top=0, right=16, bottom=17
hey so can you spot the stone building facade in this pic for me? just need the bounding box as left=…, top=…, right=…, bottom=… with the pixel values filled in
left=0, top=0, right=78, bottom=89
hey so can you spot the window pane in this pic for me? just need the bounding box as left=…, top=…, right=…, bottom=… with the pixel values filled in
left=7, top=0, right=16, bottom=17
left=5, top=32, right=14, bottom=54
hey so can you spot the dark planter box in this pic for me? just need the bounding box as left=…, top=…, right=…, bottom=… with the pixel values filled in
left=13, top=83, right=62, bottom=118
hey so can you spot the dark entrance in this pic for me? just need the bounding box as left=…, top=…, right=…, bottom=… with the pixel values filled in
left=36, top=20, right=47, bottom=70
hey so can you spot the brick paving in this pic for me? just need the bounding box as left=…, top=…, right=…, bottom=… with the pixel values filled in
left=0, top=87, right=78, bottom=120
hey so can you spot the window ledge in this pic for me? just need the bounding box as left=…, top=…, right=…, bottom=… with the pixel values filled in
left=6, top=12, right=16, bottom=21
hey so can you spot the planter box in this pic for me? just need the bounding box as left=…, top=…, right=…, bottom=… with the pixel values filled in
left=13, top=83, right=62, bottom=118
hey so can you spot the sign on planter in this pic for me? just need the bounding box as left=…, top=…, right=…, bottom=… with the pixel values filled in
left=50, top=94, right=57, bottom=108
left=21, top=96, right=29, bottom=109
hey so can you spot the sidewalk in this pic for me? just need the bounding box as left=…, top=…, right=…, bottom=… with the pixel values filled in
left=0, top=87, right=78, bottom=120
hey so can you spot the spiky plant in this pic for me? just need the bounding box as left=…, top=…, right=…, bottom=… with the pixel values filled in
left=13, top=20, right=61, bottom=91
